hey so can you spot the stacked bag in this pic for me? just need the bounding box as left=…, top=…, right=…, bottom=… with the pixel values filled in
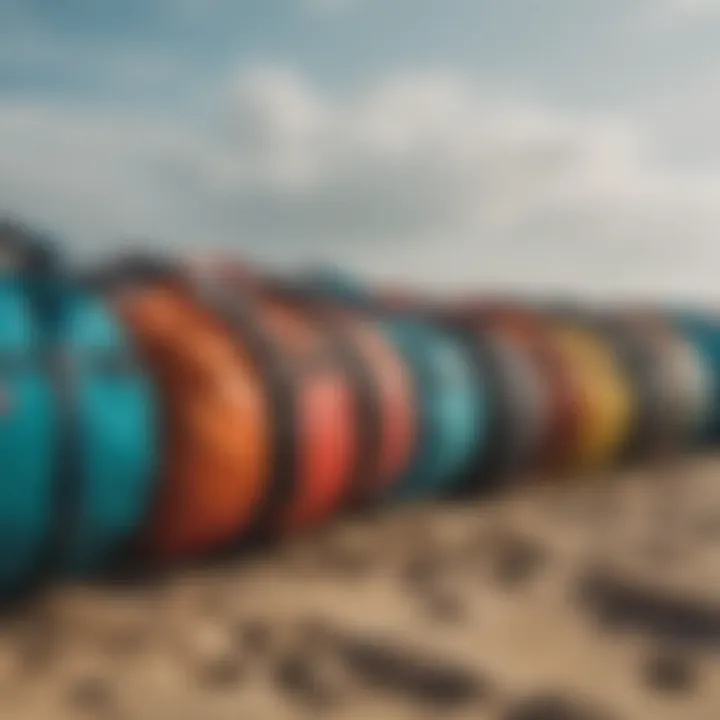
left=1, top=221, right=719, bottom=600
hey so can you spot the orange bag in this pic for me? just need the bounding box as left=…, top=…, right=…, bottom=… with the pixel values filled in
left=112, top=279, right=272, bottom=561
left=252, top=295, right=357, bottom=532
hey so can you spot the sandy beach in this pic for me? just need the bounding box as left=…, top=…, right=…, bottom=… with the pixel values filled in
left=0, top=456, right=718, bottom=720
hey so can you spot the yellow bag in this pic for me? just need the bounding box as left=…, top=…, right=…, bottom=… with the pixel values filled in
left=547, top=322, right=636, bottom=475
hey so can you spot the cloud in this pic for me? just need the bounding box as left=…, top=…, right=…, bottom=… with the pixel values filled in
left=1, top=64, right=720, bottom=300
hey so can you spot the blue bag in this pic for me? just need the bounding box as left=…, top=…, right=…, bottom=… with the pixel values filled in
left=0, top=224, right=158, bottom=596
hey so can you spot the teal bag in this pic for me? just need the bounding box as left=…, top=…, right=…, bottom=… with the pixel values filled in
left=0, top=224, right=158, bottom=597
left=378, top=316, right=487, bottom=501
left=671, top=311, right=720, bottom=446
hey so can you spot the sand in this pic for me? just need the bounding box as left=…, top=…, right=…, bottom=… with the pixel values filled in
left=0, top=455, right=719, bottom=719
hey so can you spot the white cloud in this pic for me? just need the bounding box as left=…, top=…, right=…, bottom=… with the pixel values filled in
left=2, top=65, right=720, bottom=301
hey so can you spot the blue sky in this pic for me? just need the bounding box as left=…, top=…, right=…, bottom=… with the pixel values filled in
left=2, top=0, right=720, bottom=299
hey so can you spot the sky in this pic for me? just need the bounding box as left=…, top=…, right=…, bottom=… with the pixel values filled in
left=2, top=0, right=720, bottom=300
